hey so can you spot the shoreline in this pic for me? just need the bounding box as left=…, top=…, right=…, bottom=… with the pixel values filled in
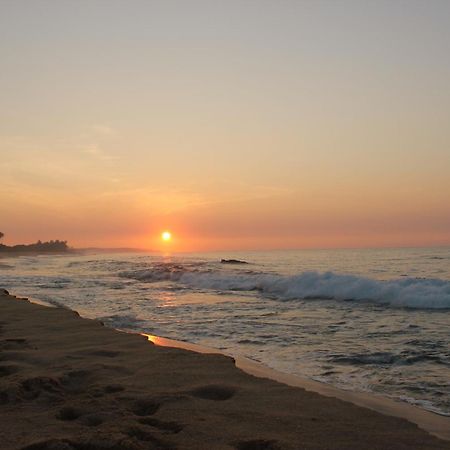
left=145, top=335, right=450, bottom=441
left=1, top=290, right=449, bottom=449
left=7, top=291, right=450, bottom=442
left=22, top=293, right=450, bottom=440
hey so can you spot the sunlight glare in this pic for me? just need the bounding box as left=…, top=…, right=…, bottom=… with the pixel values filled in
left=161, top=231, right=172, bottom=242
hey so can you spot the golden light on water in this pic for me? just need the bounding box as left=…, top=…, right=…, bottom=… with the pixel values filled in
left=161, top=231, right=172, bottom=242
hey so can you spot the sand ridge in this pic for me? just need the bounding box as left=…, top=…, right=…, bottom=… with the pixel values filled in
left=0, top=291, right=448, bottom=450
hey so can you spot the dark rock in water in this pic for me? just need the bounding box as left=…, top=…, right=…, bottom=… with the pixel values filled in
left=220, top=259, right=248, bottom=265
left=1, top=289, right=9, bottom=295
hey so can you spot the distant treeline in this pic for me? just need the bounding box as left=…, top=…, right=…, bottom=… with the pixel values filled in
left=0, top=240, right=72, bottom=255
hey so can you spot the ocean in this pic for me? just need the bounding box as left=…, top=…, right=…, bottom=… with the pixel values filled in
left=1, top=247, right=449, bottom=416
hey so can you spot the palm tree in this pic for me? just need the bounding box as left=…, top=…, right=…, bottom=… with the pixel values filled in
left=0, top=232, right=3, bottom=241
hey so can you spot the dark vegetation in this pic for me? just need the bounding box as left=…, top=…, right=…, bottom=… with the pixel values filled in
left=0, top=232, right=72, bottom=255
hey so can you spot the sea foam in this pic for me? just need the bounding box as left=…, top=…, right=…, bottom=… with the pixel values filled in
left=120, top=266, right=450, bottom=309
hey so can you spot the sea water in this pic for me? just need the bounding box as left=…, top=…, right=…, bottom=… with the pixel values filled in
left=1, top=247, right=449, bottom=416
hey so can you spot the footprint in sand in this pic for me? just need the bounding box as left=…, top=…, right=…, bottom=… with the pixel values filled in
left=125, top=427, right=172, bottom=448
left=190, top=384, right=236, bottom=401
left=59, top=369, right=92, bottom=394
left=56, top=406, right=108, bottom=427
left=132, top=398, right=161, bottom=416
left=20, top=376, right=63, bottom=401
left=56, top=406, right=84, bottom=421
left=0, top=376, right=63, bottom=405
left=138, top=417, right=183, bottom=434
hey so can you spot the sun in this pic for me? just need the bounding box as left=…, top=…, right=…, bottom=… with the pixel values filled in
left=161, top=231, right=172, bottom=242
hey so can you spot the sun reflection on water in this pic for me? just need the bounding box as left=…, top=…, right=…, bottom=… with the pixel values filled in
left=156, top=291, right=176, bottom=308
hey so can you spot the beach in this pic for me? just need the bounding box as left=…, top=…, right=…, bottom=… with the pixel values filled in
left=2, top=250, right=449, bottom=419
left=0, top=290, right=448, bottom=450
left=2, top=1, right=449, bottom=447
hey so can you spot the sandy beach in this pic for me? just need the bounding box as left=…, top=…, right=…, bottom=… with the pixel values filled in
left=0, top=290, right=448, bottom=450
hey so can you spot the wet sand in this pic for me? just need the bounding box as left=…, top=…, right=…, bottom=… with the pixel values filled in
left=0, top=290, right=448, bottom=450
left=147, top=335, right=450, bottom=442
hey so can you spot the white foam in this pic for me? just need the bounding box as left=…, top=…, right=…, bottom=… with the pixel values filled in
left=121, top=268, right=450, bottom=309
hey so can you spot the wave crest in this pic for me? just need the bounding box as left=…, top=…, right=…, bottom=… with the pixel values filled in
left=120, top=265, right=450, bottom=309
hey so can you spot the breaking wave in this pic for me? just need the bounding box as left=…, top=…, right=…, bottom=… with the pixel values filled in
left=120, top=265, right=450, bottom=309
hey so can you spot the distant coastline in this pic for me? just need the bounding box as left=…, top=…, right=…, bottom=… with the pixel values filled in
left=0, top=239, right=73, bottom=256
left=0, top=242, right=150, bottom=258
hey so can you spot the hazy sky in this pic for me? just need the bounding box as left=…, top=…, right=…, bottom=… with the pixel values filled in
left=1, top=0, right=449, bottom=251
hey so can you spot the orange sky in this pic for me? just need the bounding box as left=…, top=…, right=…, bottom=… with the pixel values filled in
left=1, top=1, right=449, bottom=251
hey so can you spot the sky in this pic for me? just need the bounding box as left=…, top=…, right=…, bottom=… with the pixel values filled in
left=1, top=0, right=449, bottom=251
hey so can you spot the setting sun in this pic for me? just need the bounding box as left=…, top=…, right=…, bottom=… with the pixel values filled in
left=1, top=3, right=449, bottom=446
left=161, top=231, right=172, bottom=242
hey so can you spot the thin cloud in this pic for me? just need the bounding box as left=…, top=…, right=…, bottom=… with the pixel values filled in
left=91, top=124, right=117, bottom=136
left=81, top=144, right=118, bottom=161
